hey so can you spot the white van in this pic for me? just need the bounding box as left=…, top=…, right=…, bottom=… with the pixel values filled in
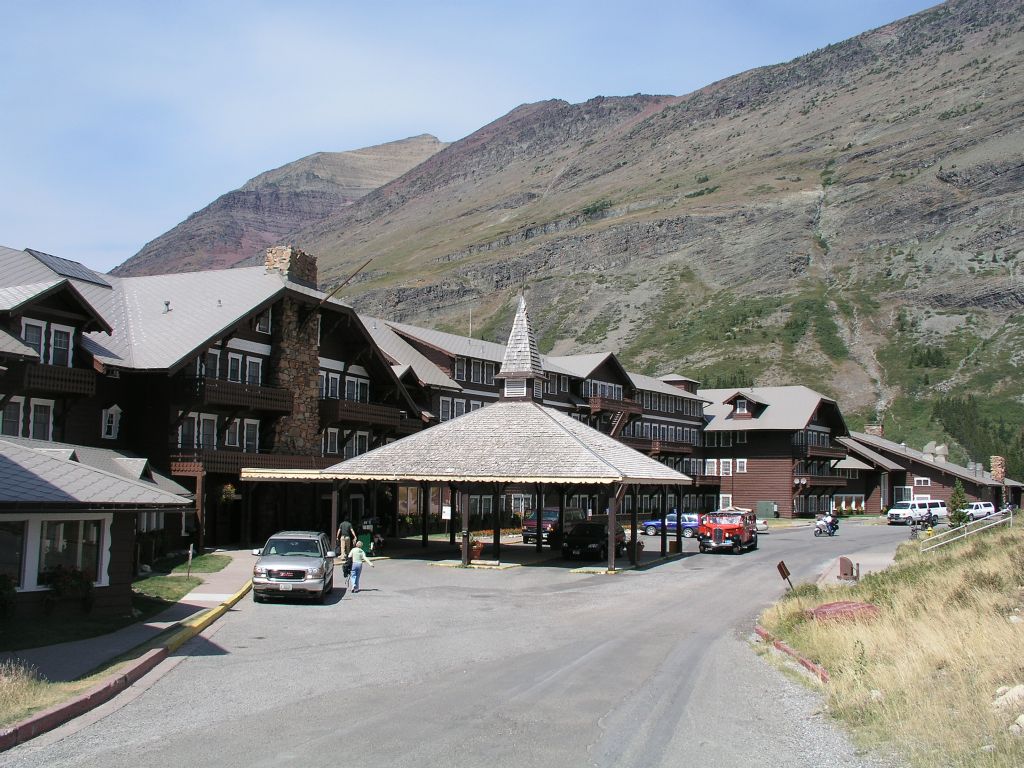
left=887, top=500, right=931, bottom=525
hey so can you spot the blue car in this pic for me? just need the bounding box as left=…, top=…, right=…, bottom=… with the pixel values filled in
left=640, top=512, right=700, bottom=538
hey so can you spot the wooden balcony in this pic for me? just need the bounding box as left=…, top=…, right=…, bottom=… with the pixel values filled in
left=21, top=363, right=96, bottom=397
left=690, top=474, right=722, bottom=487
left=170, top=449, right=334, bottom=476
left=797, top=475, right=849, bottom=488
left=588, top=395, right=643, bottom=417
left=619, top=437, right=695, bottom=455
left=319, top=397, right=418, bottom=434
left=176, top=377, right=293, bottom=414
left=792, top=442, right=847, bottom=459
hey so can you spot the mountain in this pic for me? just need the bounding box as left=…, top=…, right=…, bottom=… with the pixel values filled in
left=113, top=0, right=1024, bottom=469
left=113, top=134, right=447, bottom=275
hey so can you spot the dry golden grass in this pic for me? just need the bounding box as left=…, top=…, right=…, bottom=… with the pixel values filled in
left=0, top=658, right=63, bottom=728
left=761, top=526, right=1024, bottom=767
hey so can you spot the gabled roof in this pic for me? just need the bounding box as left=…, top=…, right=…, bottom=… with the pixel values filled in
left=0, top=328, right=38, bottom=359
left=699, top=385, right=847, bottom=433
left=724, top=389, right=769, bottom=407
left=497, top=296, right=545, bottom=380
left=543, top=352, right=615, bottom=379
left=836, top=436, right=902, bottom=472
left=0, top=436, right=190, bottom=496
left=385, top=320, right=506, bottom=363
left=361, top=316, right=460, bottom=390
left=242, top=401, right=692, bottom=486
left=628, top=370, right=706, bottom=401
left=846, top=431, right=1021, bottom=488
left=0, top=439, right=191, bottom=507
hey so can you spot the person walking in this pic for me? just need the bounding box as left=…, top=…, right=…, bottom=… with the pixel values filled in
left=336, top=519, right=356, bottom=559
left=348, top=537, right=373, bottom=593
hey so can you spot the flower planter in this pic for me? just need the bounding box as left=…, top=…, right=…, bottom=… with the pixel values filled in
left=469, top=542, right=485, bottom=560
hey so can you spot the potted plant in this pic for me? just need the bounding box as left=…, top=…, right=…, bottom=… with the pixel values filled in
left=468, top=535, right=485, bottom=561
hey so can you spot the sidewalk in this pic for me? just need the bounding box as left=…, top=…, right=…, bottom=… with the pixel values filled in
left=1, top=547, right=254, bottom=682
left=816, top=549, right=897, bottom=586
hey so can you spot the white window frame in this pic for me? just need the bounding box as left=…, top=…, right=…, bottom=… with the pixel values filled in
left=10, top=512, right=114, bottom=592
left=29, top=398, right=54, bottom=441
left=736, top=398, right=748, bottom=415
left=255, top=310, right=271, bottom=334
left=224, top=419, right=240, bottom=447
left=227, top=353, right=243, bottom=382
left=470, top=401, right=482, bottom=411
left=100, top=405, right=122, bottom=440
left=705, top=432, right=717, bottom=447
left=560, top=375, right=568, bottom=392
left=721, top=431, right=732, bottom=447
left=913, top=477, right=931, bottom=487
left=737, top=431, right=747, bottom=444
left=736, top=458, right=748, bottom=473
left=719, top=494, right=733, bottom=509
left=439, top=397, right=452, bottom=422
left=325, top=427, right=339, bottom=455
left=203, top=348, right=221, bottom=378
left=454, top=357, right=466, bottom=381
left=21, top=318, right=45, bottom=361
left=178, top=413, right=197, bottom=448
left=705, top=459, right=718, bottom=476
left=470, top=359, right=482, bottom=384
left=720, top=459, right=733, bottom=476
left=49, top=323, right=75, bottom=367
left=199, top=414, right=217, bottom=449
left=1, top=396, right=24, bottom=437
left=243, top=419, right=260, bottom=453
left=326, top=372, right=341, bottom=399
left=453, top=399, right=466, bottom=418
left=246, top=358, right=262, bottom=385
left=483, top=362, right=495, bottom=386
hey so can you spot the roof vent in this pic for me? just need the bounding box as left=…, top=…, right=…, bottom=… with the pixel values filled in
left=163, top=301, right=172, bottom=313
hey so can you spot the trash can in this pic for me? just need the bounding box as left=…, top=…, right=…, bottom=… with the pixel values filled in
left=358, top=533, right=373, bottom=554
left=669, top=540, right=681, bottom=554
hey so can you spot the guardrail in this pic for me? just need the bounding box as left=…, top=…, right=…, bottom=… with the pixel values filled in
left=920, top=510, right=1014, bottom=553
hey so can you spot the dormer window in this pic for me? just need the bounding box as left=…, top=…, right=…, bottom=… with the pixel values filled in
left=255, top=311, right=271, bottom=334
left=21, top=320, right=43, bottom=360
left=101, top=405, right=122, bottom=440
left=454, top=357, right=466, bottom=381
left=736, top=398, right=748, bottom=415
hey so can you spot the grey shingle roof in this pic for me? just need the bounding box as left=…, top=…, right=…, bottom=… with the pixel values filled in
left=0, top=279, right=65, bottom=311
left=628, top=371, right=706, bottom=401
left=699, top=385, right=841, bottom=432
left=242, top=401, right=692, bottom=486
left=0, top=439, right=191, bottom=506
left=384, top=320, right=507, bottom=363
left=847, top=431, right=1021, bottom=488
left=498, top=296, right=545, bottom=379
left=0, top=328, right=38, bottom=358
left=836, top=436, right=903, bottom=472
left=361, top=316, right=460, bottom=390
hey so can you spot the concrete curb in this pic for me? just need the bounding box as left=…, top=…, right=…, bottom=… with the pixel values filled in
left=754, top=625, right=830, bottom=684
left=0, top=580, right=252, bottom=753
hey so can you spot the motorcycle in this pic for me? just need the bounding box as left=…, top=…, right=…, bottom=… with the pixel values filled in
left=813, top=517, right=838, bottom=537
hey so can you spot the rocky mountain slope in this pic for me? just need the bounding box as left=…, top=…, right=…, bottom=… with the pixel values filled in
left=114, top=0, right=1024, bottom=465
left=114, top=134, right=446, bottom=275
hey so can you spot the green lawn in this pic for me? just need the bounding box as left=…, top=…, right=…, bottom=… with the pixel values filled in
left=149, top=552, right=231, bottom=574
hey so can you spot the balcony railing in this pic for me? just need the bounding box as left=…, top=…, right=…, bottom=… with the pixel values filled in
left=170, top=449, right=334, bottom=476
left=319, top=397, right=418, bottom=433
left=690, top=474, right=721, bottom=487
left=22, top=363, right=96, bottom=397
left=619, top=436, right=695, bottom=455
left=588, top=395, right=643, bottom=416
left=176, top=377, right=293, bottom=413
left=796, top=475, right=849, bottom=488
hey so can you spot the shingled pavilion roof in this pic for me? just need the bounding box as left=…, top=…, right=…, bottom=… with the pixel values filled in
left=241, top=400, right=691, bottom=487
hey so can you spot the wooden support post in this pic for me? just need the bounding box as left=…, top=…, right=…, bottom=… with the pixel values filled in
left=330, top=479, right=339, bottom=552
left=556, top=487, right=566, bottom=555
left=534, top=483, right=545, bottom=553
left=420, top=481, right=429, bottom=548
left=491, top=483, right=503, bottom=561
left=630, top=486, right=639, bottom=566
left=608, top=486, right=621, bottom=571
left=458, top=484, right=469, bottom=566
left=660, top=485, right=668, bottom=557
left=195, top=471, right=206, bottom=553
left=674, top=485, right=682, bottom=554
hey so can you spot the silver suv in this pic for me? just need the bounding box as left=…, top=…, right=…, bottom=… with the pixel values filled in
left=252, top=530, right=336, bottom=603
left=967, top=501, right=996, bottom=521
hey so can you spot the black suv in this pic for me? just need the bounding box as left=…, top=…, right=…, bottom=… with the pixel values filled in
left=561, top=521, right=626, bottom=560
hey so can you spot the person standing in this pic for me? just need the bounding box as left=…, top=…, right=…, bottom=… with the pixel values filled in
left=336, top=519, right=355, bottom=559
left=348, top=538, right=373, bottom=593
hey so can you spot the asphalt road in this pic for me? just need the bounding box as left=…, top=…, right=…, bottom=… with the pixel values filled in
left=4, top=523, right=907, bottom=768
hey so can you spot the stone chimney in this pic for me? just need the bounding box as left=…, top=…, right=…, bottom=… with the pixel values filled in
left=265, top=245, right=318, bottom=289
left=992, top=455, right=1006, bottom=483
left=922, top=441, right=936, bottom=462
left=865, top=424, right=884, bottom=438
left=934, top=444, right=948, bottom=463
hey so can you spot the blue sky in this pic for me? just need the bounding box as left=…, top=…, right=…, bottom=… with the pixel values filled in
left=1, top=0, right=938, bottom=273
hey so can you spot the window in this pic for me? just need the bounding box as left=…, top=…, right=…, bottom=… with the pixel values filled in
left=720, top=459, right=733, bottom=476
left=101, top=406, right=122, bottom=440
left=454, top=357, right=466, bottom=381
left=737, top=431, right=747, bottom=444
left=324, top=428, right=339, bottom=454
left=546, top=376, right=557, bottom=394
left=705, top=459, right=718, bottom=476
left=505, top=379, right=526, bottom=398
left=179, top=414, right=196, bottom=448
left=318, top=372, right=326, bottom=398
left=560, top=375, right=568, bottom=392
left=346, top=377, right=369, bottom=402
left=21, top=320, right=43, bottom=360
left=30, top=400, right=53, bottom=440
left=246, top=359, right=262, bottom=385
left=243, top=421, right=259, bottom=453
left=454, top=399, right=466, bottom=418
left=914, top=477, right=931, bottom=487
left=38, top=519, right=103, bottom=584
left=325, top=372, right=340, bottom=399
left=225, top=419, right=240, bottom=447
left=204, top=349, right=220, bottom=378
left=50, top=327, right=72, bottom=367
left=705, top=432, right=717, bottom=447
left=736, top=458, right=748, bottom=473
left=439, top=397, right=452, bottom=422
left=255, top=311, right=271, bottom=334
left=721, top=431, right=732, bottom=447
left=227, top=353, right=242, bottom=382
left=470, top=401, right=482, bottom=411
left=0, top=521, right=26, bottom=587
left=471, top=359, right=482, bottom=384
left=1, top=398, right=22, bottom=437
left=483, top=362, right=495, bottom=385
left=736, top=398, right=748, bottom=415
left=719, top=494, right=732, bottom=509
left=199, top=415, right=217, bottom=448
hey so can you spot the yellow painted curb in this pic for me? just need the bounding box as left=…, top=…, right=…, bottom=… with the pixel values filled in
left=165, top=580, right=252, bottom=653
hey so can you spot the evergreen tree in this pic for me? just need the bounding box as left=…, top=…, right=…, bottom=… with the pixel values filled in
left=948, top=480, right=969, bottom=528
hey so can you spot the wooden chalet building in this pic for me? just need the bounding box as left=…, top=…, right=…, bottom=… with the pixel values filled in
left=841, top=429, right=1023, bottom=512
left=695, top=386, right=850, bottom=518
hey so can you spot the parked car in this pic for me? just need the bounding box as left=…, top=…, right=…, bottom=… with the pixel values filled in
left=925, top=500, right=948, bottom=524
left=697, top=507, right=758, bottom=554
left=640, top=512, right=700, bottom=538
left=561, top=521, right=626, bottom=560
left=251, top=530, right=335, bottom=603
left=886, top=500, right=931, bottom=525
left=967, top=501, right=996, bottom=521
left=523, top=507, right=586, bottom=545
